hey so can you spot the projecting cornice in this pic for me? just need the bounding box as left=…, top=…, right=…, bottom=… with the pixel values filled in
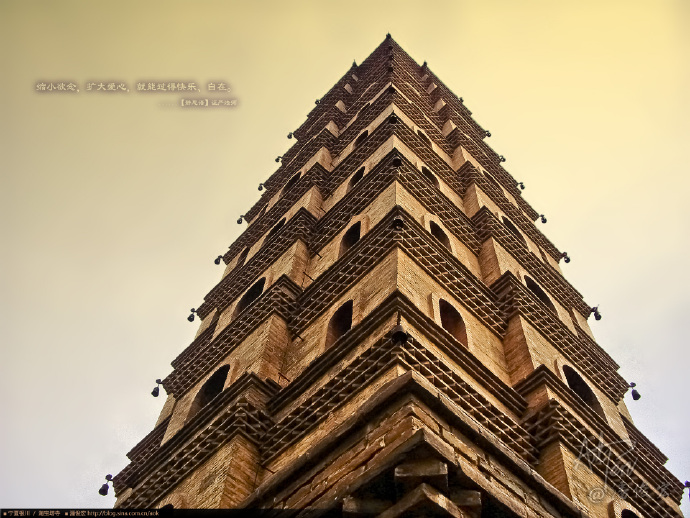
left=472, top=206, right=590, bottom=318
left=178, top=156, right=620, bottom=403
left=245, top=370, right=582, bottom=517
left=524, top=399, right=684, bottom=517
left=515, top=365, right=680, bottom=501
left=114, top=373, right=277, bottom=501
left=245, top=56, right=540, bottom=229
left=491, top=272, right=628, bottom=402
left=201, top=207, right=317, bottom=319
left=165, top=275, right=300, bottom=397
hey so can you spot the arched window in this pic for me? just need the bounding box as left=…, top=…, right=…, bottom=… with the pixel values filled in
left=354, top=131, right=369, bottom=148
left=429, top=221, right=451, bottom=251
left=325, top=300, right=353, bottom=349
left=417, top=130, right=431, bottom=147
left=502, top=217, right=527, bottom=247
left=234, top=278, right=265, bottom=318
left=524, top=276, right=556, bottom=313
left=439, top=299, right=467, bottom=347
left=187, top=365, right=230, bottom=420
left=485, top=173, right=503, bottom=194
left=421, top=167, right=440, bottom=189
left=236, top=247, right=250, bottom=268
left=563, top=365, right=605, bottom=417
left=265, top=218, right=286, bottom=243
left=339, top=222, right=361, bottom=258
left=281, top=173, right=301, bottom=196
left=347, top=167, right=365, bottom=192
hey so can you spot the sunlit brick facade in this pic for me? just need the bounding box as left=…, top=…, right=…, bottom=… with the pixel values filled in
left=112, top=36, right=685, bottom=517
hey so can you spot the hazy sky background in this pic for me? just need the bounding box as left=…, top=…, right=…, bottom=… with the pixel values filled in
left=1, top=0, right=688, bottom=512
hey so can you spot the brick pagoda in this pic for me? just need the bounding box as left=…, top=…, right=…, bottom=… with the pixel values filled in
left=111, top=36, right=686, bottom=517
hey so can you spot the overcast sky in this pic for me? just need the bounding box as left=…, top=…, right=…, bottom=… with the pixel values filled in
left=1, top=0, right=688, bottom=513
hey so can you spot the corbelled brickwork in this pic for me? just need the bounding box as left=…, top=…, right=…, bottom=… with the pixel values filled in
left=112, top=36, right=685, bottom=517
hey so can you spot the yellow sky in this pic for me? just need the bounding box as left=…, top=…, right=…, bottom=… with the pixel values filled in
left=1, top=0, right=688, bottom=510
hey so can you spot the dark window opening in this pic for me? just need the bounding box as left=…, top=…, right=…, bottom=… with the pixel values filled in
left=354, top=130, right=369, bottom=148
left=439, top=299, right=467, bottom=347
left=501, top=217, right=527, bottom=247
left=421, top=167, right=440, bottom=189
left=187, top=365, right=230, bottom=420
left=524, top=276, right=556, bottom=313
left=485, top=173, right=503, bottom=194
left=429, top=221, right=451, bottom=251
left=281, top=173, right=301, bottom=195
left=234, top=278, right=266, bottom=318
left=325, top=300, right=353, bottom=349
left=417, top=130, right=431, bottom=147
left=339, top=222, right=361, bottom=258
left=265, top=218, right=286, bottom=243
left=563, top=365, right=605, bottom=418
left=347, top=167, right=365, bottom=192
left=236, top=247, right=250, bottom=268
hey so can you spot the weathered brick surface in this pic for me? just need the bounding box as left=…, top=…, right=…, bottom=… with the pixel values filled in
left=114, top=36, right=684, bottom=518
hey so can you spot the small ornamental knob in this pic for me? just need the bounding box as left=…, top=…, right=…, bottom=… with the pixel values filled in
left=590, top=306, right=601, bottom=321
left=390, top=324, right=409, bottom=345
left=629, top=382, right=641, bottom=401
left=151, top=379, right=162, bottom=397
left=392, top=217, right=405, bottom=231
left=98, top=474, right=113, bottom=496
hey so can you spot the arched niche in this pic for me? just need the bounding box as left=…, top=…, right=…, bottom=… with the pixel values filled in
left=524, top=275, right=556, bottom=313
left=339, top=222, right=361, bottom=258
left=236, top=247, right=250, bottom=269
left=501, top=216, right=527, bottom=247
left=187, top=365, right=230, bottom=421
left=563, top=365, right=606, bottom=418
left=347, top=167, right=365, bottom=192
left=439, top=299, right=467, bottom=347
left=429, top=221, right=452, bottom=251
left=233, top=277, right=266, bottom=318
left=265, top=217, right=286, bottom=243
left=325, top=300, right=353, bottom=349
left=281, top=172, right=302, bottom=196
left=354, top=130, right=369, bottom=148
left=421, top=166, right=440, bottom=189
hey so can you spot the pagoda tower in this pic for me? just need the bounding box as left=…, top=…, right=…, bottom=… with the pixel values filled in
left=111, top=36, right=686, bottom=517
